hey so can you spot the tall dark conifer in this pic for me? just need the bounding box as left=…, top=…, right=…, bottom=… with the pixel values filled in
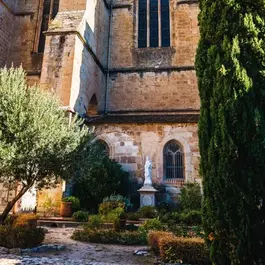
left=196, top=1, right=265, bottom=264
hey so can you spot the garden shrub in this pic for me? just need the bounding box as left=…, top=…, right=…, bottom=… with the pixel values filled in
left=87, top=215, right=102, bottom=229
left=138, top=206, right=157, bottom=219
left=13, top=213, right=39, bottom=228
left=139, top=218, right=164, bottom=235
left=179, top=183, right=202, bottom=211
left=0, top=226, right=45, bottom=249
left=99, top=201, right=125, bottom=215
left=103, top=194, right=132, bottom=211
left=72, top=211, right=89, bottom=222
left=72, top=147, right=129, bottom=212
left=159, top=236, right=211, bottom=265
left=4, top=215, right=18, bottom=226
left=72, top=229, right=146, bottom=245
left=180, top=210, right=202, bottom=225
left=125, top=212, right=140, bottom=221
left=62, top=196, right=80, bottom=212
left=148, top=231, right=174, bottom=253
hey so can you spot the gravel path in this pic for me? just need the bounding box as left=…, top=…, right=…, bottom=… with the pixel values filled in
left=0, top=228, right=156, bottom=265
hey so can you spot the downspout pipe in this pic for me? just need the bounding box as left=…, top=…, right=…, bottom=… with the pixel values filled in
left=104, top=0, right=114, bottom=114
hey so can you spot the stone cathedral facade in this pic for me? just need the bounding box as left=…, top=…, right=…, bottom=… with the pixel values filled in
left=0, top=0, right=200, bottom=211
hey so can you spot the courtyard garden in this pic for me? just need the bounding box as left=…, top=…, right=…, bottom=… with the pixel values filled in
left=0, top=182, right=209, bottom=265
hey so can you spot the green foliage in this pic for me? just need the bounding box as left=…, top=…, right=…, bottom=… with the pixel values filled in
left=159, top=235, right=211, bottom=265
left=125, top=212, right=140, bottom=221
left=148, top=231, right=175, bottom=253
left=0, top=225, right=45, bottom=248
left=87, top=215, right=102, bottom=229
left=138, top=218, right=164, bottom=235
left=13, top=213, right=39, bottom=228
left=72, top=228, right=146, bottom=245
left=138, top=206, right=158, bottom=219
left=180, top=210, right=202, bottom=226
left=62, top=196, right=80, bottom=212
left=72, top=146, right=129, bottom=212
left=196, top=1, right=265, bottom=263
left=99, top=201, right=125, bottom=215
left=72, top=211, right=89, bottom=222
left=179, top=183, right=202, bottom=211
left=103, top=194, right=132, bottom=211
left=0, top=67, right=93, bottom=221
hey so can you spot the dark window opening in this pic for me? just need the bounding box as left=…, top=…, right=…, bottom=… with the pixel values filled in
left=138, top=0, right=170, bottom=48
left=161, top=0, right=170, bottom=47
left=164, top=140, right=184, bottom=179
left=138, top=0, right=147, bottom=48
left=98, top=140, right=110, bottom=157
left=38, top=0, right=60, bottom=53
left=149, top=0, right=158, bottom=47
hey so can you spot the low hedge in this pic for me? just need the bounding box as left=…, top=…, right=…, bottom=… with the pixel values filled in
left=0, top=225, right=45, bottom=249
left=72, top=228, right=146, bottom=245
left=148, top=231, right=174, bottom=253
left=13, top=213, right=39, bottom=228
left=148, top=231, right=211, bottom=265
left=72, top=211, right=89, bottom=222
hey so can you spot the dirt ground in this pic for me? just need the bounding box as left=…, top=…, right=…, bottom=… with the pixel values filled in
left=33, top=227, right=157, bottom=265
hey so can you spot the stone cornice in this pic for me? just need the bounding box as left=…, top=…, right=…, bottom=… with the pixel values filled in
left=109, top=65, right=195, bottom=74
left=85, top=113, right=200, bottom=124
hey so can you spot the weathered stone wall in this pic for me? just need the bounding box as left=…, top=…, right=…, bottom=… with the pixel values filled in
left=5, top=0, right=43, bottom=73
left=0, top=183, right=17, bottom=213
left=41, top=0, right=109, bottom=113
left=110, top=0, right=199, bottom=68
left=94, top=123, right=200, bottom=185
left=108, top=70, right=199, bottom=111
left=40, top=34, right=76, bottom=107
left=0, top=0, right=42, bottom=83
left=0, top=1, right=14, bottom=67
left=107, top=0, right=200, bottom=112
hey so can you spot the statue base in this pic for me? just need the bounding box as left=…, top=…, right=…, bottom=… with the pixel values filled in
left=138, top=185, right=157, bottom=208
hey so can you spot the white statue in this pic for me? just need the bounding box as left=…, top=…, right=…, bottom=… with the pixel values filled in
left=144, top=156, right=153, bottom=186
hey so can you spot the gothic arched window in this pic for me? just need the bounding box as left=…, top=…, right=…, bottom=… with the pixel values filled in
left=38, top=0, right=60, bottom=53
left=138, top=0, right=170, bottom=48
left=163, top=140, right=184, bottom=179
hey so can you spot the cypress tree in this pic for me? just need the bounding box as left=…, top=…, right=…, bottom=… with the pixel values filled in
left=195, top=1, right=265, bottom=264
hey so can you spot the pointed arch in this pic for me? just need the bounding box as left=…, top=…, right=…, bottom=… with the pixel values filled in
left=163, top=140, right=185, bottom=180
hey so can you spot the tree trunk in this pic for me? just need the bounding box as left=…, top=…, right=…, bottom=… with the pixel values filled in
left=0, top=185, right=30, bottom=224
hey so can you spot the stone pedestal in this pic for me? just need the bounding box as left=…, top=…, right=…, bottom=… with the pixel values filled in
left=138, top=185, right=157, bottom=207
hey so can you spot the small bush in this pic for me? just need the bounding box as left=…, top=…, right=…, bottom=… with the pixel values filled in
left=13, top=213, right=39, bottom=228
left=159, top=236, right=211, bottom=265
left=138, top=206, right=157, bottom=219
left=0, top=226, right=45, bottom=249
left=72, top=228, right=146, bottom=245
left=125, top=212, right=140, bottom=221
left=87, top=215, right=102, bottom=229
left=4, top=215, right=18, bottom=226
left=139, top=218, right=164, bottom=235
left=148, top=231, right=174, bottom=253
left=179, top=183, right=202, bottom=211
left=99, top=201, right=125, bottom=215
left=62, top=196, right=80, bottom=212
left=72, top=211, right=89, bottom=222
left=180, top=210, right=202, bottom=225
left=103, top=194, right=132, bottom=211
